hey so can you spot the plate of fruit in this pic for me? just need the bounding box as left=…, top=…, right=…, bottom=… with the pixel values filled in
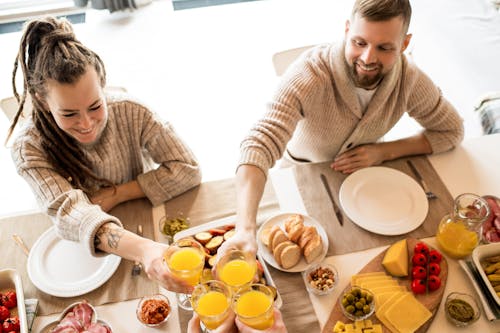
left=325, top=238, right=447, bottom=333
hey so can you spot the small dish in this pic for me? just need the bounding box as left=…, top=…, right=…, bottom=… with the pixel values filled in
left=136, top=294, right=171, bottom=327
left=340, top=287, right=375, bottom=321
left=445, top=292, right=480, bottom=327
left=302, top=263, right=338, bottom=296
left=472, top=242, right=500, bottom=305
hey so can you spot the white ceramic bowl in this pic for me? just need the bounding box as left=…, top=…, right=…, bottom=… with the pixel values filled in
left=472, top=242, right=500, bottom=305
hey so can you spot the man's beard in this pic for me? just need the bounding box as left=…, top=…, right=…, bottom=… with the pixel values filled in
left=350, top=60, right=384, bottom=89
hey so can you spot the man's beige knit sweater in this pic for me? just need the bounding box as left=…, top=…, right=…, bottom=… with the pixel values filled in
left=11, top=93, right=201, bottom=255
left=239, top=43, right=464, bottom=173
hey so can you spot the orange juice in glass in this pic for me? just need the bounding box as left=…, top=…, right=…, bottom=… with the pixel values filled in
left=191, top=280, right=232, bottom=331
left=163, top=238, right=205, bottom=310
left=233, top=284, right=275, bottom=330
left=216, top=250, right=256, bottom=291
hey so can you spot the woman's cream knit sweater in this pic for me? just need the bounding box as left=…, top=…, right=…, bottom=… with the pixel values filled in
left=239, top=43, right=464, bottom=173
left=11, top=93, right=201, bottom=255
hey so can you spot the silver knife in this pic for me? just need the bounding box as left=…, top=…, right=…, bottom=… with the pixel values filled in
left=320, top=173, right=344, bottom=226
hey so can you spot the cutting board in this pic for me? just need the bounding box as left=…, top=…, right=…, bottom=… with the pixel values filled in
left=322, top=238, right=448, bottom=333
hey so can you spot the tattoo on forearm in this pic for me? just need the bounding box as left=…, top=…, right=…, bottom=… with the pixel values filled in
left=94, top=225, right=124, bottom=250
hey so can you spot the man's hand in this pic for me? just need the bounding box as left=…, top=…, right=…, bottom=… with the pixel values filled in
left=331, top=143, right=385, bottom=174
left=235, top=308, right=288, bottom=333
left=188, top=312, right=238, bottom=333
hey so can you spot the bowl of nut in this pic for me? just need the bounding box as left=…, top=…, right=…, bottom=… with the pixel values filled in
left=136, top=294, right=171, bottom=327
left=302, top=263, right=338, bottom=296
left=340, top=287, right=375, bottom=321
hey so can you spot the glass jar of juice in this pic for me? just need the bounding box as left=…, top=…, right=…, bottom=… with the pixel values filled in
left=436, top=193, right=491, bottom=259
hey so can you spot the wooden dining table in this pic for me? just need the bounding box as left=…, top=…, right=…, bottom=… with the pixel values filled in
left=20, top=133, right=500, bottom=332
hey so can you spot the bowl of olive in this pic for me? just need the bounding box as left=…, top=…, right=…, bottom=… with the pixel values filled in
left=340, top=287, right=375, bottom=321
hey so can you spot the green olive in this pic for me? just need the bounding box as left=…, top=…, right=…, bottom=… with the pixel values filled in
left=346, top=305, right=355, bottom=313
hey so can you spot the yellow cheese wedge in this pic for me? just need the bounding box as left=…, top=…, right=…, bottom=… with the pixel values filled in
left=382, top=239, right=408, bottom=277
left=385, top=293, right=432, bottom=333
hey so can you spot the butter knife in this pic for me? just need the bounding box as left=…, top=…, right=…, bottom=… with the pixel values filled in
left=320, top=173, right=344, bottom=226
left=131, top=225, right=143, bottom=276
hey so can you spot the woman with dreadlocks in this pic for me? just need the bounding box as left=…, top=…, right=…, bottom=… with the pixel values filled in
left=6, top=16, right=201, bottom=293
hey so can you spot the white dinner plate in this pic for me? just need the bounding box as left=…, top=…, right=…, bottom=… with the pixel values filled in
left=339, top=166, right=428, bottom=235
left=257, top=212, right=329, bottom=273
left=27, top=226, right=121, bottom=297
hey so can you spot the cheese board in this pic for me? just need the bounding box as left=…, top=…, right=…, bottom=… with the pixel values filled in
left=323, top=238, right=448, bottom=333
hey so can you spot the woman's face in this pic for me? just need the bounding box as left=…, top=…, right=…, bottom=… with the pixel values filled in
left=45, top=67, right=108, bottom=145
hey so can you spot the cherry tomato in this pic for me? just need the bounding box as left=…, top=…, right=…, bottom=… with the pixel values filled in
left=412, top=253, right=427, bottom=266
left=428, top=250, right=442, bottom=264
left=414, top=242, right=429, bottom=256
left=2, top=317, right=20, bottom=332
left=411, top=279, right=426, bottom=294
left=411, top=266, right=427, bottom=280
left=0, top=291, right=16, bottom=309
left=428, top=262, right=441, bottom=276
left=0, top=305, right=10, bottom=321
left=428, top=275, right=441, bottom=291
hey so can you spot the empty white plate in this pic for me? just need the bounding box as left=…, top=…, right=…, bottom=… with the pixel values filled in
left=339, top=167, right=428, bottom=235
left=28, top=226, right=121, bottom=297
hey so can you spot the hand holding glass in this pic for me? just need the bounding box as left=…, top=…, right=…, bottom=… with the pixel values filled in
left=191, top=280, right=232, bottom=332
left=216, top=249, right=256, bottom=291
left=163, top=237, right=205, bottom=310
left=233, top=283, right=275, bottom=330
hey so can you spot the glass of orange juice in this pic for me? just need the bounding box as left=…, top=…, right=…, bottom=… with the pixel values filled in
left=163, top=237, right=206, bottom=310
left=191, top=280, right=232, bottom=332
left=232, top=283, right=275, bottom=330
left=216, top=249, right=256, bottom=292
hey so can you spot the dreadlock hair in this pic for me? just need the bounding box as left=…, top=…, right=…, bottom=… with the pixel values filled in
left=6, top=16, right=113, bottom=194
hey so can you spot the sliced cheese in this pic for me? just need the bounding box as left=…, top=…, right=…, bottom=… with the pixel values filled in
left=352, top=275, right=394, bottom=287
left=382, top=239, right=408, bottom=277
left=385, top=293, right=432, bottom=333
left=370, top=285, right=407, bottom=294
left=360, top=279, right=399, bottom=290
left=351, top=272, right=386, bottom=286
left=376, top=291, right=408, bottom=333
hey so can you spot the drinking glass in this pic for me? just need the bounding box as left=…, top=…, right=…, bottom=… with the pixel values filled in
left=232, top=283, right=275, bottom=330
left=191, top=280, right=232, bottom=332
left=216, top=249, right=256, bottom=292
left=163, top=237, right=205, bottom=310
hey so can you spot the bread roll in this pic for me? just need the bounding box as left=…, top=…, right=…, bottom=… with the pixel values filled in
left=273, top=240, right=295, bottom=266
left=280, top=243, right=301, bottom=269
left=271, top=229, right=288, bottom=252
left=304, top=234, right=323, bottom=264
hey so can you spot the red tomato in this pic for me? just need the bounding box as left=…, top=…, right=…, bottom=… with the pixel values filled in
left=0, top=305, right=10, bottom=321
left=2, top=317, right=20, bottom=332
left=1, top=292, right=16, bottom=309
left=414, top=242, right=429, bottom=256
left=411, top=279, right=426, bottom=294
left=412, top=253, right=427, bottom=266
left=428, top=249, right=442, bottom=263
left=411, top=266, right=427, bottom=280
left=428, top=262, right=441, bottom=276
left=428, top=275, right=441, bottom=291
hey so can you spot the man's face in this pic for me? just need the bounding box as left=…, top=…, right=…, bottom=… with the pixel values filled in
left=344, top=13, right=411, bottom=90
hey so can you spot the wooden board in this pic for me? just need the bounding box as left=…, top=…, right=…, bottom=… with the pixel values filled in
left=322, top=238, right=448, bottom=333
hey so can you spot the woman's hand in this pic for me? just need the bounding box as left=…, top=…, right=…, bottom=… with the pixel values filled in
left=214, top=228, right=257, bottom=276
left=89, top=186, right=120, bottom=212
left=141, top=241, right=193, bottom=294
left=187, top=312, right=238, bottom=333
left=331, top=144, right=385, bottom=174
left=235, top=308, right=288, bottom=333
